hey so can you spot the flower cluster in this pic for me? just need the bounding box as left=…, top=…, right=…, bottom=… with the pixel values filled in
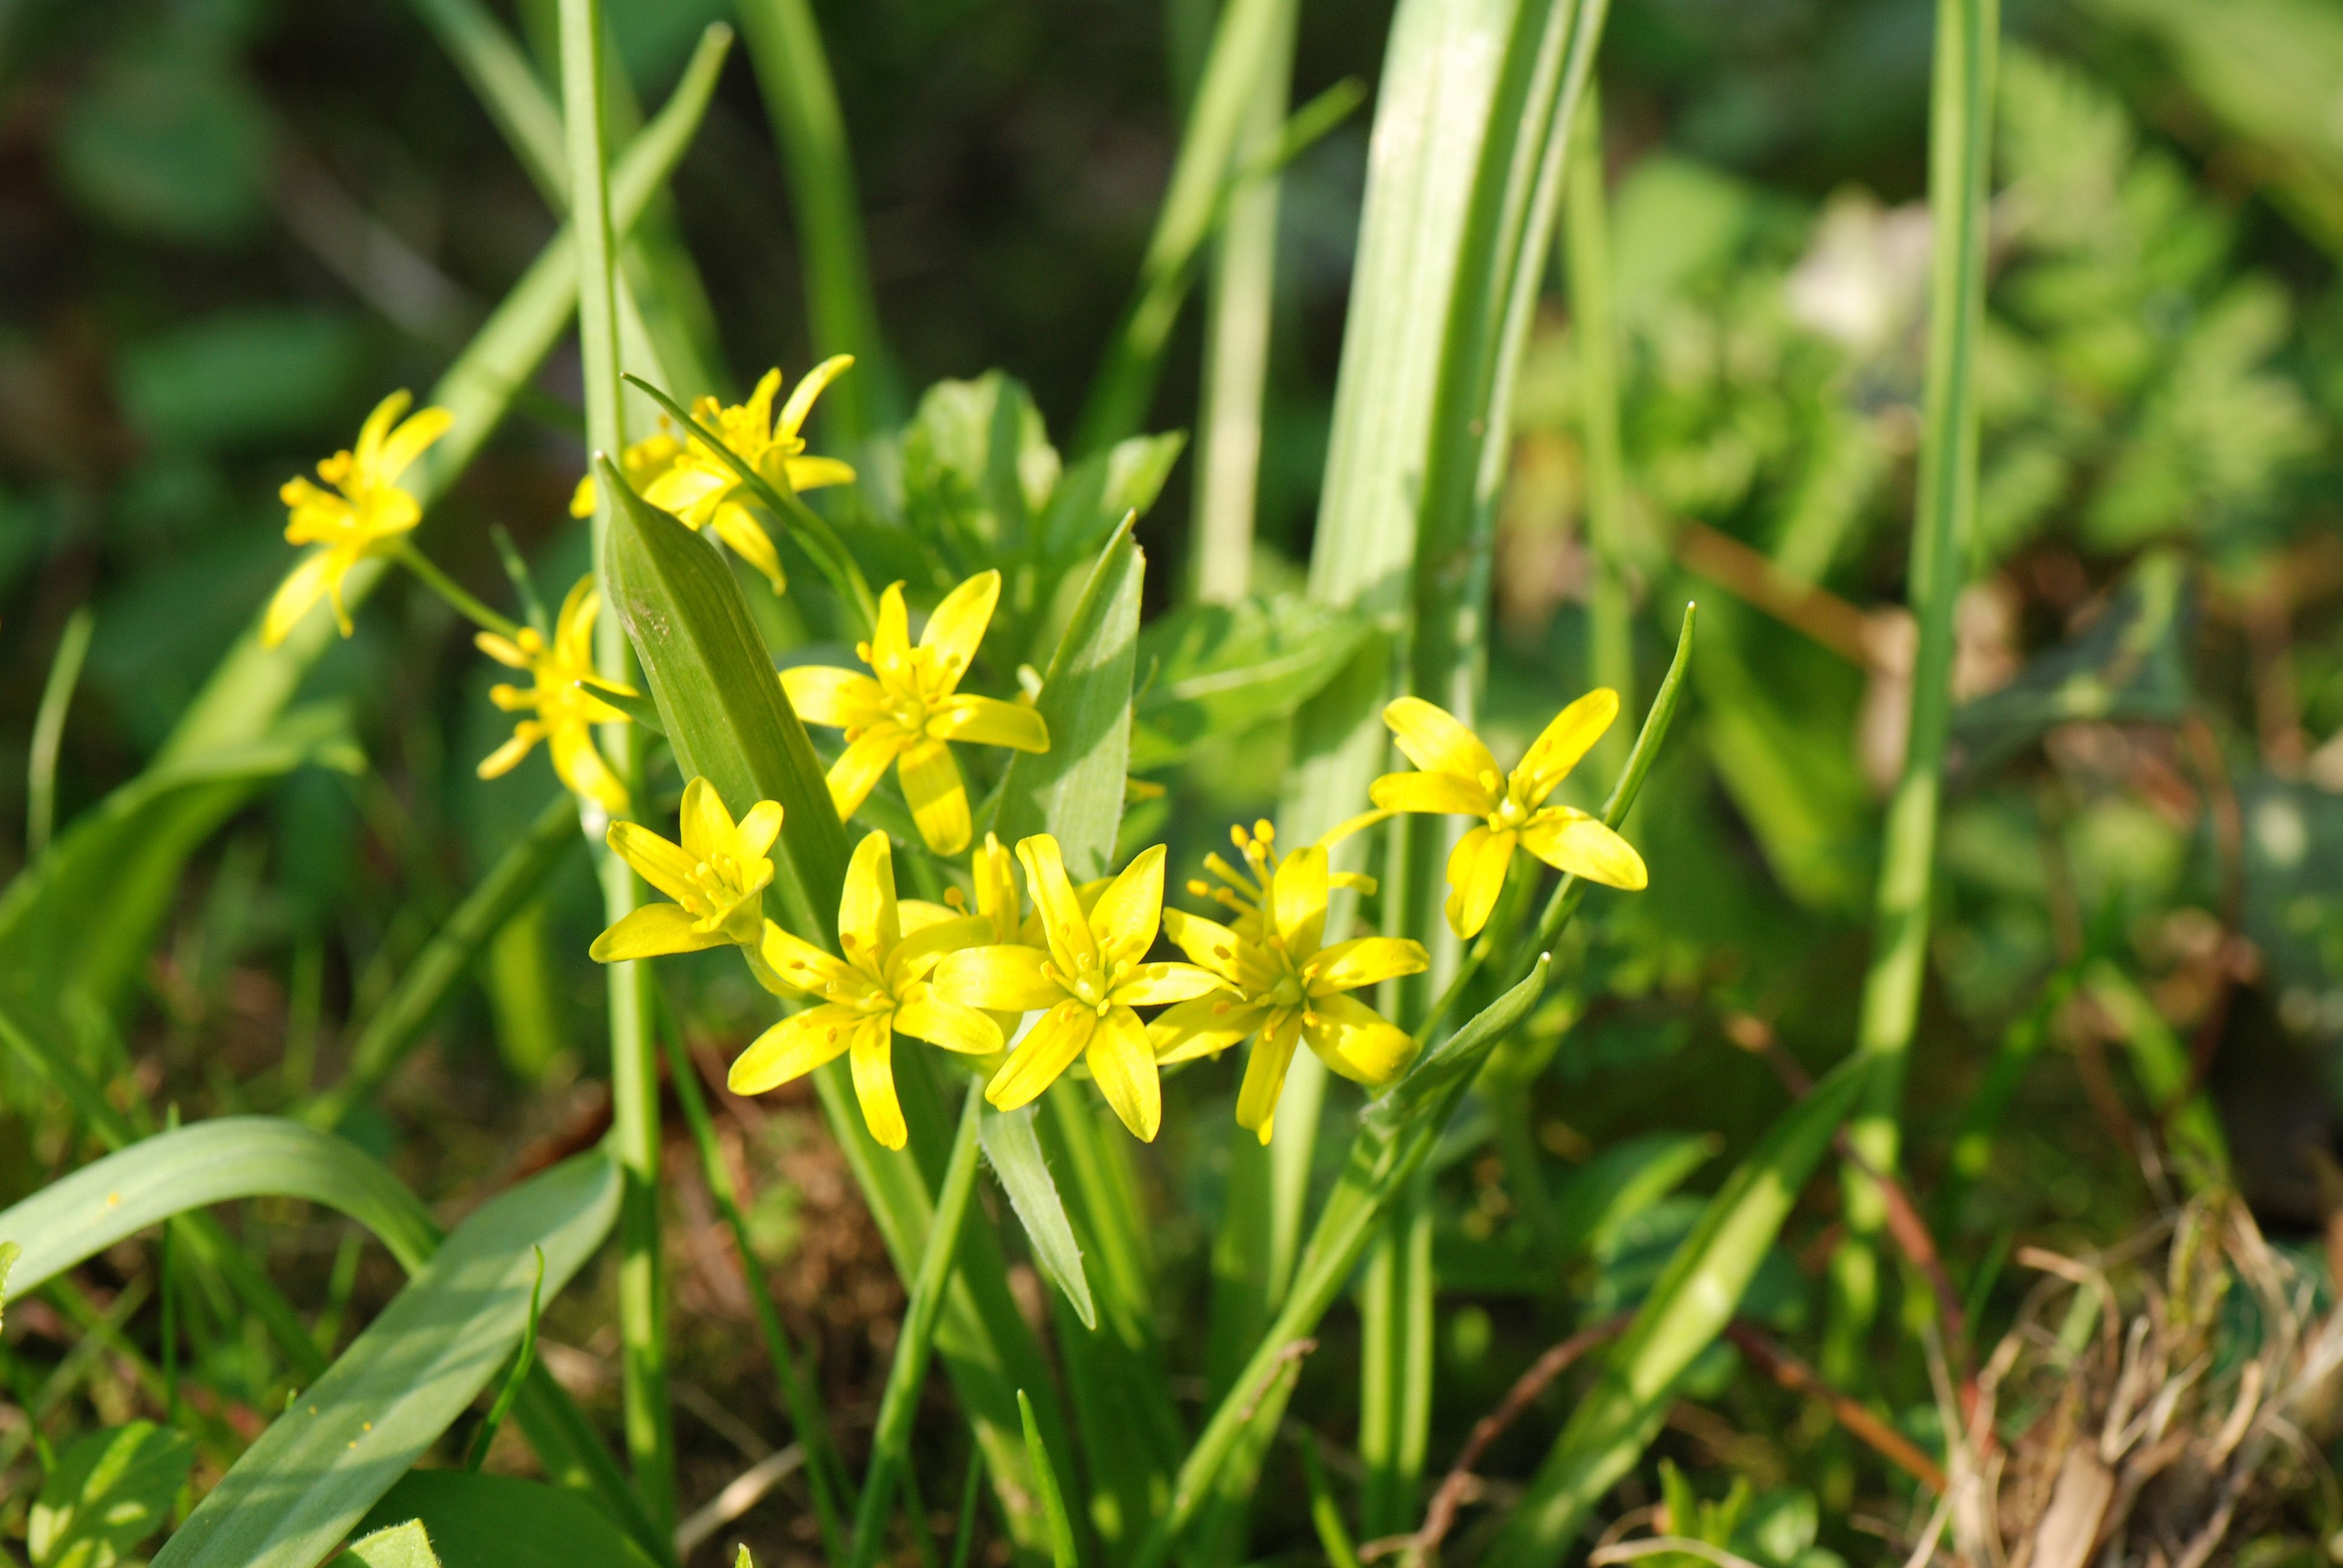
left=264, top=391, right=451, bottom=647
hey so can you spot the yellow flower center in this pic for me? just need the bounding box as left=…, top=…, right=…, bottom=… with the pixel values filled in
left=884, top=687, right=933, bottom=733
left=1048, top=949, right=1129, bottom=1016
left=691, top=852, right=753, bottom=912
left=1491, top=792, right=1530, bottom=832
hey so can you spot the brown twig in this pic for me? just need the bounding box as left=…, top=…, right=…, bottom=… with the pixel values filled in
left=1725, top=1321, right=1948, bottom=1494
left=1673, top=520, right=1884, bottom=669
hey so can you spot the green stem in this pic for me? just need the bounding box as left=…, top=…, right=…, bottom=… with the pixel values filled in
left=396, top=542, right=526, bottom=641
left=1561, top=83, right=1634, bottom=780
left=851, top=1082, right=987, bottom=1568
left=562, top=0, right=675, bottom=1530
left=26, top=606, right=94, bottom=862
left=660, top=1015, right=855, bottom=1562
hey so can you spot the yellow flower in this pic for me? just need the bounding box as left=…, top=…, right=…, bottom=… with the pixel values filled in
left=589, top=778, right=781, bottom=961
left=1152, top=844, right=1426, bottom=1144
left=569, top=360, right=858, bottom=592
left=730, top=831, right=1002, bottom=1150
left=1184, top=816, right=1383, bottom=941
left=933, top=837, right=1222, bottom=1141
left=781, top=572, right=1050, bottom=855
left=265, top=390, right=454, bottom=647
left=474, top=577, right=635, bottom=812
left=1369, top=691, right=1647, bottom=939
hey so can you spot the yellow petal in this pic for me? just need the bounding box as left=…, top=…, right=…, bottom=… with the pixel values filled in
left=476, top=726, right=540, bottom=780
left=679, top=777, right=738, bottom=860
left=1160, top=907, right=1252, bottom=986
left=986, top=999, right=1095, bottom=1112
left=758, top=921, right=864, bottom=1000
left=1015, top=835, right=1098, bottom=974
left=930, top=693, right=1049, bottom=752
left=827, top=731, right=904, bottom=822
left=784, top=455, right=857, bottom=492
left=1519, top=809, right=1648, bottom=890
left=474, top=630, right=532, bottom=670
left=735, top=800, right=785, bottom=861
left=894, top=985, right=1004, bottom=1056
left=870, top=582, right=914, bottom=682
left=1236, top=1013, right=1305, bottom=1145
left=1306, top=936, right=1430, bottom=997
left=972, top=832, right=1021, bottom=941
left=729, top=1004, right=860, bottom=1094
left=1109, top=961, right=1225, bottom=1007
left=1383, top=696, right=1499, bottom=783
left=1149, top=996, right=1272, bottom=1065
left=352, top=390, right=411, bottom=471
left=554, top=577, right=602, bottom=665
left=1086, top=1006, right=1161, bottom=1142
left=644, top=462, right=729, bottom=523
left=1369, top=770, right=1495, bottom=817
left=741, top=368, right=784, bottom=437
left=1317, top=807, right=1395, bottom=847
left=548, top=721, right=629, bottom=812
left=262, top=550, right=340, bottom=647
left=589, top=903, right=725, bottom=962
left=1443, top=825, right=1515, bottom=939
left=710, top=501, right=787, bottom=593
left=778, top=354, right=854, bottom=438
left=1302, top=992, right=1417, bottom=1086
left=850, top=1019, right=908, bottom=1150
left=934, top=942, right=1063, bottom=1012
left=919, top=570, right=1000, bottom=693
left=781, top=665, right=886, bottom=730
left=569, top=474, right=598, bottom=518
left=1271, top=844, right=1329, bottom=956
left=606, top=821, right=699, bottom=907
left=1514, top=688, right=1619, bottom=807
left=841, top=830, right=901, bottom=973
left=899, top=739, right=971, bottom=855
left=376, top=405, right=455, bottom=482
left=1088, top=844, right=1167, bottom=969
left=887, top=913, right=997, bottom=987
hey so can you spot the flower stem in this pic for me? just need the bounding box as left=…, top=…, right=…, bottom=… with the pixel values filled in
left=850, top=1080, right=986, bottom=1568
left=395, top=542, right=525, bottom=642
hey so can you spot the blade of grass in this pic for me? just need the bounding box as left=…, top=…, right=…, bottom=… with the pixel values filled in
left=26, top=607, right=94, bottom=863
left=978, top=1100, right=1096, bottom=1330
left=733, top=0, right=898, bottom=442
left=1019, top=1390, right=1081, bottom=1568
left=307, top=791, right=579, bottom=1129
left=464, top=1245, right=545, bottom=1469
left=563, top=0, right=675, bottom=1532
left=850, top=1083, right=986, bottom=1568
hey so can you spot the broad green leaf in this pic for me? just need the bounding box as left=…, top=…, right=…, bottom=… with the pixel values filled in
left=30, top=1422, right=194, bottom=1568
left=154, top=1154, right=620, bottom=1568
left=1040, top=433, right=1186, bottom=566
left=335, top=1521, right=441, bottom=1568
left=1129, top=595, right=1371, bottom=771
left=602, top=462, right=850, bottom=944
left=1487, top=1056, right=1873, bottom=1568
left=0, top=1116, right=437, bottom=1292
left=1018, top=1391, right=1081, bottom=1568
left=988, top=518, right=1144, bottom=880
left=55, top=30, right=267, bottom=244
left=354, top=1473, right=663, bottom=1568
left=902, top=373, right=1058, bottom=557
left=978, top=1101, right=1096, bottom=1329
left=1549, top=1132, right=1719, bottom=1267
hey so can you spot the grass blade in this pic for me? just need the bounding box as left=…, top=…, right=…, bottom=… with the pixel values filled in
left=1020, top=1390, right=1081, bottom=1568
left=978, top=1100, right=1096, bottom=1330
left=1484, top=1057, right=1873, bottom=1568
left=153, top=1154, right=621, bottom=1568
left=26, top=606, right=94, bottom=863
left=464, top=1244, right=545, bottom=1469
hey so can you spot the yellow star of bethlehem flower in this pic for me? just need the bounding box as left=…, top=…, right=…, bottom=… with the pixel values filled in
left=569, top=359, right=857, bottom=592
left=933, top=837, right=1222, bottom=1142
left=474, top=577, right=636, bottom=812
left=1184, top=816, right=1384, bottom=941
left=730, top=831, right=1002, bottom=1151
left=781, top=572, right=1050, bottom=855
left=1152, top=842, right=1427, bottom=1144
left=589, top=779, right=781, bottom=961
left=1369, top=690, right=1647, bottom=939
left=264, top=390, right=454, bottom=647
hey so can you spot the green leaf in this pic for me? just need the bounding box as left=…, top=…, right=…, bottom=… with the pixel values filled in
left=900, top=372, right=1060, bottom=560
left=0, top=1238, right=17, bottom=1332
left=153, top=1154, right=620, bottom=1568
left=1040, top=433, right=1186, bottom=566
left=30, top=1422, right=195, bottom=1568
left=988, top=517, right=1144, bottom=880
left=1018, top=1390, right=1081, bottom=1568
left=335, top=1521, right=442, bottom=1568
left=602, top=460, right=850, bottom=945
left=1129, top=594, right=1371, bottom=771
left=54, top=31, right=268, bottom=244
left=977, top=1102, right=1096, bottom=1330
left=1486, top=1055, right=1874, bottom=1568
left=116, top=308, right=372, bottom=451
left=1548, top=1132, right=1719, bottom=1267
left=354, top=1473, right=663, bottom=1568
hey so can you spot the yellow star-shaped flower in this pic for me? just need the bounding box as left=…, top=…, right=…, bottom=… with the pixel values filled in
left=782, top=571, right=1050, bottom=855
left=589, top=778, right=781, bottom=961
left=1182, top=816, right=1383, bottom=941
left=1369, top=690, right=1647, bottom=939
left=570, top=359, right=857, bottom=592
left=731, top=831, right=1002, bottom=1150
left=474, top=577, right=635, bottom=812
left=933, top=837, right=1222, bottom=1141
left=265, top=390, right=454, bottom=647
left=1152, top=842, right=1426, bottom=1143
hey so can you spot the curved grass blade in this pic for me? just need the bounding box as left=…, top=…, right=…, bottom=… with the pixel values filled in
left=464, top=1244, right=545, bottom=1469
left=1485, top=1056, right=1873, bottom=1568
left=153, top=1153, right=620, bottom=1568
left=1019, top=1390, right=1081, bottom=1568
left=27, top=605, right=94, bottom=862
left=978, top=1101, right=1096, bottom=1330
